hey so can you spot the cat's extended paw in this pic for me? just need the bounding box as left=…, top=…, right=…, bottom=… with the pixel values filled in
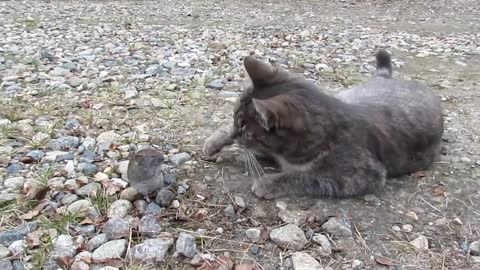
left=202, top=139, right=220, bottom=156
left=202, top=127, right=234, bottom=156
left=252, top=184, right=276, bottom=200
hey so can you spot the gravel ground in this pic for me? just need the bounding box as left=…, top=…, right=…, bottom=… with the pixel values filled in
left=1, top=0, right=480, bottom=269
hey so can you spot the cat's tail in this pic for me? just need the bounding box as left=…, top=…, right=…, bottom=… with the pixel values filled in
left=374, top=49, right=393, bottom=78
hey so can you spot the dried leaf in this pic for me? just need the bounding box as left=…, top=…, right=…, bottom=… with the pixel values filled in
left=24, top=184, right=50, bottom=200
left=234, top=263, right=257, bottom=270
left=79, top=217, right=95, bottom=225
left=433, top=186, right=445, bottom=196
left=26, top=230, right=43, bottom=248
left=194, top=208, right=209, bottom=219
left=20, top=200, right=50, bottom=220
left=258, top=226, right=270, bottom=244
left=413, top=171, right=426, bottom=179
left=56, top=256, right=72, bottom=269
left=375, top=255, right=395, bottom=266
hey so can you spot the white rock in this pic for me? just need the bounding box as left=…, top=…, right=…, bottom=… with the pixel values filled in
left=107, top=200, right=132, bottom=218
left=91, top=240, right=127, bottom=262
left=245, top=228, right=262, bottom=242
left=269, top=224, right=307, bottom=251
left=291, top=252, right=322, bottom=270
left=410, top=235, right=429, bottom=250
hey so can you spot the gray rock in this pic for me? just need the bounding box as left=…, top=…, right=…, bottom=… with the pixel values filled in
left=67, top=199, right=94, bottom=216
left=107, top=200, right=132, bottom=218
left=68, top=76, right=84, bottom=87
left=278, top=210, right=308, bottom=226
left=120, top=187, right=141, bottom=202
left=77, top=163, right=97, bottom=175
left=50, top=235, right=77, bottom=259
left=91, top=240, right=127, bottom=262
left=96, top=131, right=122, bottom=144
left=0, top=222, right=37, bottom=245
left=177, top=185, right=187, bottom=195
left=469, top=240, right=480, bottom=256
left=124, top=89, right=138, bottom=99
left=163, top=174, right=177, bottom=185
left=155, top=188, right=175, bottom=207
left=234, top=196, right=246, bottom=208
left=47, top=136, right=80, bottom=150
left=291, top=252, right=322, bottom=270
left=76, top=182, right=101, bottom=197
left=206, top=79, right=224, bottom=90
left=312, top=234, right=331, bottom=254
left=11, top=260, right=25, bottom=270
left=175, top=232, right=197, bottom=258
left=130, top=238, right=173, bottom=263
left=321, top=216, right=352, bottom=236
left=4, top=177, right=25, bottom=189
left=351, top=259, right=364, bottom=270
left=245, top=228, right=262, bottom=242
left=0, top=244, right=10, bottom=259
left=270, top=224, right=308, bottom=251
left=150, top=98, right=167, bottom=109
left=87, top=234, right=108, bottom=252
left=138, top=215, right=162, bottom=237
left=44, top=151, right=74, bottom=162
left=53, top=67, right=70, bottom=76
left=7, top=164, right=22, bottom=174
left=116, top=160, right=129, bottom=178
left=410, top=235, right=429, bottom=250
left=8, top=240, right=25, bottom=256
left=26, top=150, right=44, bottom=160
left=65, top=118, right=81, bottom=129
left=103, top=217, right=130, bottom=240
left=224, top=204, right=236, bottom=219
left=170, top=153, right=191, bottom=165
left=0, top=194, right=18, bottom=203
left=0, top=260, right=12, bottom=270
left=145, top=202, right=163, bottom=215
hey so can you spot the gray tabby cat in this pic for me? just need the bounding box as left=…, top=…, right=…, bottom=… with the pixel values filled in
left=203, top=50, right=444, bottom=199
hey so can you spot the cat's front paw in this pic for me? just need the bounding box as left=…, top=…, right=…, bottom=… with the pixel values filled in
left=202, top=138, right=220, bottom=156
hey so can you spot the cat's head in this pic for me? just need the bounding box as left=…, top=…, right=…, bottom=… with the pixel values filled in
left=231, top=56, right=321, bottom=157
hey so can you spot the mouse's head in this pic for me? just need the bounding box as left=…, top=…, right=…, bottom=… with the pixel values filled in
left=132, top=148, right=164, bottom=168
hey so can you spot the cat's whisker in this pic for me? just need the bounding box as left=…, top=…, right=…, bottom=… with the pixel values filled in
left=247, top=151, right=268, bottom=189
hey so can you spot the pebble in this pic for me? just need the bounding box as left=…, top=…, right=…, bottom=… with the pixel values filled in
left=138, top=215, right=162, bottom=237
left=76, top=182, right=101, bottom=197
left=170, top=153, right=191, bottom=165
left=155, top=188, right=175, bottom=207
left=0, top=222, right=37, bottom=245
left=103, top=217, right=130, bottom=240
left=351, top=259, right=364, bottom=269
left=175, top=232, right=197, bottom=258
left=269, top=224, right=308, bottom=251
left=234, top=196, right=246, bottom=208
left=0, top=245, right=10, bottom=259
left=177, top=185, right=187, bottom=195
left=206, top=79, right=224, bottom=90
left=87, top=234, right=108, bottom=252
left=107, top=200, right=132, bottom=218
left=67, top=199, right=94, bottom=216
left=278, top=210, right=308, bottom=226
left=116, top=160, right=129, bottom=178
left=144, top=202, right=164, bottom=215
left=26, top=150, right=44, bottom=160
left=130, top=238, right=173, bottom=263
left=402, top=224, right=414, bottom=232
left=120, top=187, right=141, bottom=201
left=0, top=260, right=12, bottom=270
left=410, top=235, right=429, bottom=250
left=4, top=177, right=25, bottom=189
left=321, top=216, right=352, bottom=236
left=312, top=234, right=332, bottom=254
left=50, top=235, right=77, bottom=260
left=91, top=239, right=127, bottom=262
left=291, top=252, right=323, bottom=270
left=8, top=240, right=26, bottom=256
left=224, top=204, right=236, bottom=219
left=470, top=240, right=480, bottom=256
left=96, top=131, right=122, bottom=144
left=47, top=136, right=80, bottom=150
left=245, top=228, right=262, bottom=242
left=77, top=163, right=98, bottom=175
left=163, top=174, right=177, bottom=185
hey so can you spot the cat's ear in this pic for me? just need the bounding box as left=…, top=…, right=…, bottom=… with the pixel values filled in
left=243, top=56, right=275, bottom=84
left=252, top=95, right=304, bottom=131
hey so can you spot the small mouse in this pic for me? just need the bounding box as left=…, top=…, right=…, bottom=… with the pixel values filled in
left=127, top=148, right=165, bottom=201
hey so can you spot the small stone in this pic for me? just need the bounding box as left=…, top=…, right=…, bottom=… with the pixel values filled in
left=91, top=239, right=127, bottom=262
left=234, top=196, right=246, bottom=208
left=0, top=260, right=12, bottom=270
left=321, top=216, right=352, bottom=236
left=170, top=153, right=191, bottom=165
left=150, top=98, right=167, bottom=109
left=130, top=238, right=173, bottom=263
left=8, top=240, right=25, bottom=256
left=410, top=235, right=429, bottom=250
left=103, top=217, right=130, bottom=240
left=76, top=182, right=101, bottom=197
left=138, top=215, right=162, bottom=237
left=245, top=228, right=262, bottom=242
left=291, top=252, right=322, bottom=270
left=312, top=234, right=331, bottom=254
left=351, top=259, right=364, bottom=269
left=124, top=89, right=138, bottom=99
left=460, top=157, right=472, bottom=164
left=0, top=222, right=37, bottom=245
left=68, top=76, right=84, bottom=87
left=71, top=261, right=89, bottom=270
left=363, top=194, right=378, bottom=202
left=402, top=224, right=413, bottom=232
left=206, top=79, right=224, bottom=90
left=224, top=204, right=236, bottom=219
left=120, top=187, right=141, bottom=201
left=278, top=210, right=308, bottom=226
left=470, top=240, right=480, bottom=256
left=406, top=211, right=419, bottom=220
left=163, top=174, right=177, bottom=185
left=275, top=201, right=288, bottom=211
left=155, top=188, right=175, bottom=207
left=171, top=200, right=180, bottom=208
left=175, top=232, right=197, bottom=258
left=26, top=150, right=44, bottom=160
left=392, top=225, right=401, bottom=231
left=116, top=160, right=129, bottom=177
left=0, top=245, right=10, bottom=259
left=11, top=260, right=24, bottom=270
left=270, top=224, right=308, bottom=251
left=177, top=185, right=187, bottom=195
left=47, top=136, right=80, bottom=151
left=51, top=235, right=76, bottom=260
left=145, top=203, right=163, bottom=215
left=4, top=177, right=25, bottom=189
left=65, top=118, right=81, bottom=129
left=77, top=163, right=97, bottom=176
left=107, top=200, right=132, bottom=218
left=87, top=234, right=108, bottom=252
left=97, top=131, right=122, bottom=144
